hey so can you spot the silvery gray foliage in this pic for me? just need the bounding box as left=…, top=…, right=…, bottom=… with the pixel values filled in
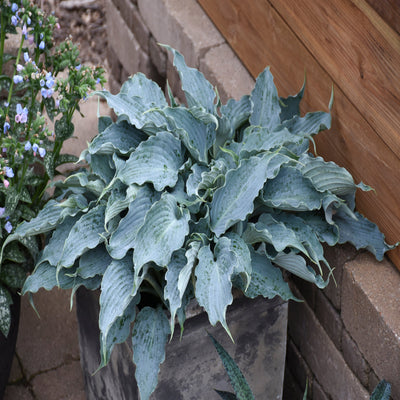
left=4, top=46, right=395, bottom=400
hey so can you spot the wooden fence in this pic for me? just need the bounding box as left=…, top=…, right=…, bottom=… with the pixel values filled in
left=198, top=0, right=400, bottom=270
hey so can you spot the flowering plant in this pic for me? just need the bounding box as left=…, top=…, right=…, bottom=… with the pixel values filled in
left=0, top=0, right=105, bottom=337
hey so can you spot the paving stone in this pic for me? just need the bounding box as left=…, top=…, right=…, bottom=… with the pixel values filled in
left=312, top=380, right=330, bottom=400
left=138, top=0, right=225, bottom=68
left=368, top=369, right=380, bottom=394
left=288, top=299, right=369, bottom=400
left=106, top=0, right=142, bottom=75
left=315, top=290, right=343, bottom=351
left=16, top=289, right=80, bottom=379
left=111, top=0, right=150, bottom=52
left=31, top=361, right=86, bottom=400
left=150, top=36, right=167, bottom=77
left=323, top=243, right=358, bottom=310
left=200, top=43, right=255, bottom=103
left=285, top=339, right=313, bottom=394
left=342, top=329, right=370, bottom=387
left=341, top=252, right=400, bottom=399
left=283, top=368, right=306, bottom=400
left=3, top=384, right=34, bottom=400
left=7, top=355, right=23, bottom=383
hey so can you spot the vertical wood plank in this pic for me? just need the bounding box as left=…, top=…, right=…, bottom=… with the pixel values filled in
left=198, top=0, right=400, bottom=268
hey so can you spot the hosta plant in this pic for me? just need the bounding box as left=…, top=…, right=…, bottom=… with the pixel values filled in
left=3, top=46, right=395, bottom=399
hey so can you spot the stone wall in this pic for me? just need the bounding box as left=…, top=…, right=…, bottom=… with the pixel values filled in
left=104, top=1, right=400, bottom=398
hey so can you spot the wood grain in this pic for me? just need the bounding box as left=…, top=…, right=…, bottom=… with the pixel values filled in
left=198, top=0, right=400, bottom=268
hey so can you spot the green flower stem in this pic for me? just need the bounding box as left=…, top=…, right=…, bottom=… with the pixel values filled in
left=6, top=32, right=25, bottom=116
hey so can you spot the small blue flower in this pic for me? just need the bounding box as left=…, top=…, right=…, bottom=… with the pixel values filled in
left=4, top=167, right=14, bottom=178
left=13, top=75, right=23, bottom=84
left=32, top=143, right=39, bottom=152
left=38, top=147, right=46, bottom=158
left=25, top=141, right=32, bottom=151
left=41, top=88, right=48, bottom=98
left=96, top=78, right=101, bottom=84
left=0, top=208, right=5, bottom=218
left=3, top=122, right=10, bottom=134
left=40, top=79, right=45, bottom=87
left=27, top=17, right=31, bottom=25
left=46, top=77, right=55, bottom=89
left=75, top=64, right=82, bottom=71
left=24, top=52, right=30, bottom=63
left=22, top=24, right=27, bottom=37
left=11, top=3, right=18, bottom=12
left=5, top=221, right=12, bottom=233
left=40, top=33, right=44, bottom=40
left=38, top=41, right=45, bottom=50
left=11, top=15, right=18, bottom=26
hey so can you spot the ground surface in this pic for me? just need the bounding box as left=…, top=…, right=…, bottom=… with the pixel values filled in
left=42, top=0, right=107, bottom=65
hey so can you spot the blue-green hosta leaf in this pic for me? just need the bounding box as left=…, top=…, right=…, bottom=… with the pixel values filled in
left=95, top=76, right=168, bottom=133
left=242, top=214, right=309, bottom=257
left=108, top=185, right=158, bottom=260
left=240, top=126, right=305, bottom=157
left=98, top=115, right=113, bottom=133
left=36, top=214, right=82, bottom=268
left=216, top=95, right=252, bottom=147
left=249, top=67, right=281, bottom=130
left=89, top=120, right=148, bottom=156
left=134, top=194, right=190, bottom=273
left=22, top=262, right=90, bottom=293
left=186, top=164, right=208, bottom=197
left=283, top=111, right=331, bottom=136
left=272, top=252, right=329, bottom=288
left=117, top=131, right=183, bottom=191
left=299, top=154, right=370, bottom=197
left=132, top=306, right=170, bottom=400
left=104, top=182, right=134, bottom=229
left=301, top=213, right=339, bottom=246
left=90, top=154, right=116, bottom=184
left=0, top=263, right=27, bottom=288
left=178, top=241, right=201, bottom=298
left=370, top=380, right=391, bottom=400
left=76, top=245, right=113, bottom=279
left=210, top=152, right=289, bottom=237
left=0, top=284, right=12, bottom=337
left=118, top=73, right=168, bottom=107
left=197, top=159, right=228, bottom=195
left=262, top=166, right=325, bottom=211
left=99, top=293, right=140, bottom=369
left=164, top=249, right=186, bottom=334
left=224, top=232, right=252, bottom=291
left=279, top=79, right=305, bottom=122
left=244, top=251, right=295, bottom=301
left=164, top=45, right=216, bottom=113
left=209, top=333, right=255, bottom=400
left=334, top=211, right=397, bottom=261
left=195, top=238, right=235, bottom=337
left=58, top=172, right=105, bottom=197
left=164, top=107, right=216, bottom=163
left=58, top=204, right=107, bottom=269
left=1, top=198, right=85, bottom=256
left=270, top=212, right=329, bottom=270
left=99, top=254, right=137, bottom=358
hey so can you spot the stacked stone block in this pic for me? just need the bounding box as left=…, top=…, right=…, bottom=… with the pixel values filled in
left=105, top=1, right=400, bottom=398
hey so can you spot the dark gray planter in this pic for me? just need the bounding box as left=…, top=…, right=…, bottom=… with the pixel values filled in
left=76, top=287, right=288, bottom=400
